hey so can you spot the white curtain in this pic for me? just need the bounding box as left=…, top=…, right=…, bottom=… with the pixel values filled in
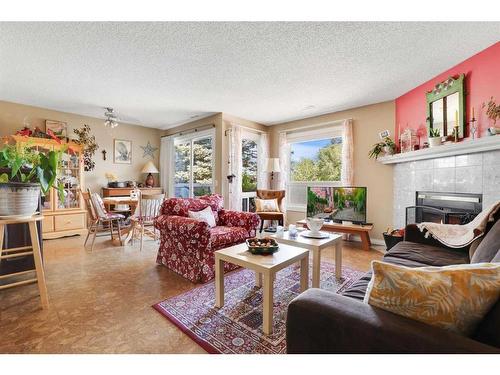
left=341, top=119, right=354, bottom=186
left=257, top=132, right=269, bottom=190
left=228, top=125, right=243, bottom=211
left=278, top=131, right=289, bottom=213
left=160, top=136, right=174, bottom=197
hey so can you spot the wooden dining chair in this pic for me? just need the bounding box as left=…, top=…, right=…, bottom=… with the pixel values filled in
left=130, top=192, right=165, bottom=251
left=81, top=189, right=125, bottom=252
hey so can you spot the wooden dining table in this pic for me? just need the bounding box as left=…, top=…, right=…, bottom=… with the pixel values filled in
left=102, top=196, right=138, bottom=246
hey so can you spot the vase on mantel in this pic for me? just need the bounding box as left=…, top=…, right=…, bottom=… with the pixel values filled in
left=428, top=137, right=442, bottom=147
left=383, top=145, right=395, bottom=156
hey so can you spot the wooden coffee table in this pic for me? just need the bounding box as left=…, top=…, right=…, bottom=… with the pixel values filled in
left=214, top=243, right=309, bottom=335
left=271, top=230, right=343, bottom=288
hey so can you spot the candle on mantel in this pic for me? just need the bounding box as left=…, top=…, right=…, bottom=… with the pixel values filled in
left=455, top=110, right=459, bottom=127
left=397, top=123, right=401, bottom=148
left=472, top=106, right=475, bottom=119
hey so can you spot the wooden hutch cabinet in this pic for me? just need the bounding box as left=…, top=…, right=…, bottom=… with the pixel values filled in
left=7, top=135, right=87, bottom=239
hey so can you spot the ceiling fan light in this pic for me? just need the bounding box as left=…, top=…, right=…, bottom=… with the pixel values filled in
left=104, top=107, right=119, bottom=128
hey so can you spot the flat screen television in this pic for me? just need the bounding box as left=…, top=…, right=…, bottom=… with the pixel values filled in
left=306, top=186, right=367, bottom=224
left=306, top=186, right=335, bottom=220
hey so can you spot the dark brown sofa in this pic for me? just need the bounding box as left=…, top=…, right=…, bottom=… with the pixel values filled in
left=286, top=218, right=500, bottom=353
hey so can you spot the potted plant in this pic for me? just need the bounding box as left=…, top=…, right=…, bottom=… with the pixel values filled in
left=428, top=128, right=441, bottom=147
left=0, top=143, right=64, bottom=217
left=368, top=137, right=396, bottom=160
left=483, top=97, right=500, bottom=135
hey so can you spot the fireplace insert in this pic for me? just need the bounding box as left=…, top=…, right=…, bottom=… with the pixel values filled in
left=406, top=191, right=482, bottom=226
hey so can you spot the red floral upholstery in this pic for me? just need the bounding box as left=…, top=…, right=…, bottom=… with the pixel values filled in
left=210, top=226, right=249, bottom=248
left=154, top=195, right=260, bottom=283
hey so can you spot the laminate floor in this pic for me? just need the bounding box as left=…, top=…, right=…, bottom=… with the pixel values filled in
left=0, top=234, right=383, bottom=353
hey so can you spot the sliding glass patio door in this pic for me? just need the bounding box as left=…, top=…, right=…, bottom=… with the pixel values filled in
left=173, top=130, right=215, bottom=198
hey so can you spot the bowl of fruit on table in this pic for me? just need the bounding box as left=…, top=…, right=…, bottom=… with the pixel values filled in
left=246, top=237, right=279, bottom=255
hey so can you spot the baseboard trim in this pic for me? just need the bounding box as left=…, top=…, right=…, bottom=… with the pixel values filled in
left=346, top=235, right=385, bottom=247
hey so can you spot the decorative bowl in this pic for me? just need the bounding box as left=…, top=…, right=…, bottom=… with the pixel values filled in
left=306, top=217, right=324, bottom=233
left=246, top=237, right=279, bottom=255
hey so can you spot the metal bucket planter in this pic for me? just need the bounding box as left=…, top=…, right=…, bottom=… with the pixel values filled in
left=0, top=182, right=40, bottom=217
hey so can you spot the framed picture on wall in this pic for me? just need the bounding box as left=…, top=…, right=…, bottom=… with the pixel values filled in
left=114, top=139, right=132, bottom=164
left=45, top=120, right=68, bottom=139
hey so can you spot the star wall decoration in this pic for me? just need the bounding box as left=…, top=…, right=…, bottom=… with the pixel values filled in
left=140, top=141, right=158, bottom=159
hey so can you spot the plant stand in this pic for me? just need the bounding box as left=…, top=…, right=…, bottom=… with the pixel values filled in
left=0, top=214, right=48, bottom=308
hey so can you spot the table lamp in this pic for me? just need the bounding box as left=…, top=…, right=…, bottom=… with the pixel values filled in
left=141, top=161, right=159, bottom=187
left=263, top=158, right=281, bottom=181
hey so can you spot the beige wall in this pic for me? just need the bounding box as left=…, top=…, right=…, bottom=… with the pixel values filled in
left=268, top=101, right=395, bottom=242
left=0, top=100, right=162, bottom=193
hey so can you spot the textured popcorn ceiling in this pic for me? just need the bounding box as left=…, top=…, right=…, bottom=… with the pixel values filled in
left=0, top=22, right=499, bottom=129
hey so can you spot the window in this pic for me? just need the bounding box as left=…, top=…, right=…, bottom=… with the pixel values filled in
left=173, top=131, right=215, bottom=198
left=290, top=137, right=342, bottom=182
left=242, top=138, right=258, bottom=192
left=286, top=125, right=343, bottom=211
left=241, top=131, right=260, bottom=212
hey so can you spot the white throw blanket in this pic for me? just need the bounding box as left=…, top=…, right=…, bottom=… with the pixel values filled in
left=417, top=201, right=500, bottom=248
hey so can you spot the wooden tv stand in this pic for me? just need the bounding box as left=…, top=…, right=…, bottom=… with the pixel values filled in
left=296, top=220, right=373, bottom=251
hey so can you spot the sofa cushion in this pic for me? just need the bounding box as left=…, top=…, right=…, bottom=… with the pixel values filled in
left=161, top=195, right=222, bottom=223
left=209, top=226, right=248, bottom=249
left=471, top=219, right=500, bottom=263
left=385, top=241, right=470, bottom=266
left=341, top=272, right=372, bottom=301
left=365, top=261, right=500, bottom=336
left=162, top=197, right=210, bottom=216
left=188, top=206, right=216, bottom=228
left=199, top=194, right=224, bottom=211
left=342, top=256, right=440, bottom=301
left=342, top=242, right=471, bottom=301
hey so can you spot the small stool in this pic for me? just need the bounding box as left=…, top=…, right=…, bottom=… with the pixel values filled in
left=0, top=214, right=49, bottom=309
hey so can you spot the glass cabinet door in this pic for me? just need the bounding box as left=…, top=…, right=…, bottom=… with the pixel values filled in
left=56, top=147, right=82, bottom=210
left=35, top=144, right=54, bottom=211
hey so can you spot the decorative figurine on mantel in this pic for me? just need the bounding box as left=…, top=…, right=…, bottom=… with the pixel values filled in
left=469, top=107, right=478, bottom=140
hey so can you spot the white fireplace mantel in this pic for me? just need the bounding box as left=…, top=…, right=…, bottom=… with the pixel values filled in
left=378, top=136, right=500, bottom=165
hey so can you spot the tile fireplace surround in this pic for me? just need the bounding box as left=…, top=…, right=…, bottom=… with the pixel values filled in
left=393, top=149, right=500, bottom=228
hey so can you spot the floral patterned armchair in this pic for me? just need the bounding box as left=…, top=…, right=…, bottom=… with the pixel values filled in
left=154, top=194, right=260, bottom=283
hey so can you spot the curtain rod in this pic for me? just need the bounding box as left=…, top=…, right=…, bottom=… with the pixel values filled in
left=224, top=123, right=268, bottom=136
left=161, top=124, right=216, bottom=138
left=279, top=118, right=350, bottom=135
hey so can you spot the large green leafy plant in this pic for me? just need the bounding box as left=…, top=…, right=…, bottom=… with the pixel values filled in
left=0, top=144, right=64, bottom=200
left=368, top=137, right=396, bottom=160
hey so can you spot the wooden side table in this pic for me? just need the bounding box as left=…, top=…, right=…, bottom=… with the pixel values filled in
left=0, top=214, right=49, bottom=309
left=214, top=243, right=309, bottom=335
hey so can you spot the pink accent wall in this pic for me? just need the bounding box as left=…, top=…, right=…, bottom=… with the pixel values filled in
left=395, top=42, right=500, bottom=144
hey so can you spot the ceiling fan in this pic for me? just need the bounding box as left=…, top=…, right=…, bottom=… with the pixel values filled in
left=104, top=107, right=119, bottom=128
left=103, top=107, right=145, bottom=128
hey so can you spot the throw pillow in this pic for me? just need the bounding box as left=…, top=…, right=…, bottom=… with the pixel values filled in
left=255, top=198, right=279, bottom=212
left=471, top=219, right=500, bottom=263
left=364, top=260, right=500, bottom=336
left=188, top=206, right=216, bottom=228
left=91, top=193, right=108, bottom=219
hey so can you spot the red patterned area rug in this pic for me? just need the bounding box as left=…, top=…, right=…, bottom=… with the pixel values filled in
left=153, top=261, right=364, bottom=354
